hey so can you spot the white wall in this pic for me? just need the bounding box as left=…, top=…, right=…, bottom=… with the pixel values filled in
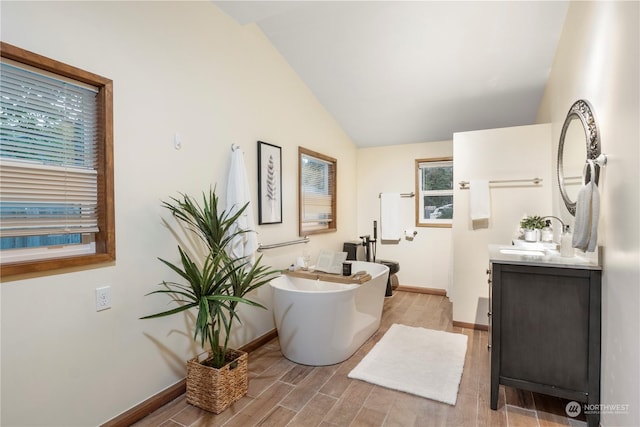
left=3, top=2, right=638, bottom=426
left=452, top=124, right=552, bottom=326
left=0, top=2, right=358, bottom=426
left=537, top=2, right=640, bottom=426
left=356, top=141, right=453, bottom=290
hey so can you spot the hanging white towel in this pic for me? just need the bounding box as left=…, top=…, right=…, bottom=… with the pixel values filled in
left=573, top=161, right=600, bottom=252
left=380, top=193, right=401, bottom=241
left=226, top=146, right=258, bottom=264
left=469, top=180, right=491, bottom=221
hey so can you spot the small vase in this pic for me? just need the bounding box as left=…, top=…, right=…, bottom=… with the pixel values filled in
left=524, top=229, right=539, bottom=242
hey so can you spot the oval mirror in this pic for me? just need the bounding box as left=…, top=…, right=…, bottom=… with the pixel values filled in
left=557, top=99, right=601, bottom=216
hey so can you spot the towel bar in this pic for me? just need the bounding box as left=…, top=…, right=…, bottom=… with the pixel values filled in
left=257, top=237, right=309, bottom=251
left=459, top=178, right=543, bottom=190
left=378, top=192, right=414, bottom=198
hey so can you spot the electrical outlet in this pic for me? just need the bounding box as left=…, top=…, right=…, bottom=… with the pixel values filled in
left=96, top=286, right=111, bottom=311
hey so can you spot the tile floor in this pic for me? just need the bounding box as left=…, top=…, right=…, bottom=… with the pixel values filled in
left=133, top=291, right=588, bottom=427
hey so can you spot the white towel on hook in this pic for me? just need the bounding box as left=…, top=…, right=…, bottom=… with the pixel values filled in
left=573, top=160, right=600, bottom=252
left=380, top=193, right=401, bottom=241
left=226, top=145, right=258, bottom=264
left=469, top=180, right=491, bottom=220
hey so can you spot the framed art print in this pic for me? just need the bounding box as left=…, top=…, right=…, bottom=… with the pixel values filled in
left=257, top=141, right=282, bottom=224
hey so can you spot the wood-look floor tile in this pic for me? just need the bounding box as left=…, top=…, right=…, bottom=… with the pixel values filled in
left=382, top=411, right=417, bottom=427
left=445, top=388, right=479, bottom=427
left=506, top=405, right=540, bottom=427
left=248, top=357, right=297, bottom=398
left=131, top=395, right=190, bottom=427
left=248, top=342, right=285, bottom=376
left=395, top=294, right=428, bottom=326
left=350, top=406, right=386, bottom=427
left=384, top=392, right=423, bottom=426
left=191, top=396, right=253, bottom=427
left=158, top=420, right=185, bottom=427
left=223, top=381, right=294, bottom=427
left=380, top=294, right=410, bottom=326
left=323, top=381, right=375, bottom=426
left=337, top=346, right=371, bottom=373
left=532, top=393, right=572, bottom=427
left=320, top=352, right=362, bottom=397
left=319, top=367, right=353, bottom=398
left=280, top=366, right=336, bottom=411
left=382, top=413, right=417, bottom=427
left=506, top=387, right=537, bottom=410
left=287, top=392, right=338, bottom=427
left=477, top=378, right=507, bottom=427
left=362, top=385, right=401, bottom=414
left=135, top=291, right=585, bottom=427
left=255, top=405, right=297, bottom=427
left=280, top=363, right=315, bottom=385
left=171, top=402, right=208, bottom=425
left=413, top=397, right=451, bottom=427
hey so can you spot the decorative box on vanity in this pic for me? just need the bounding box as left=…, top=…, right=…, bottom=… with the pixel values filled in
left=487, top=244, right=601, bottom=427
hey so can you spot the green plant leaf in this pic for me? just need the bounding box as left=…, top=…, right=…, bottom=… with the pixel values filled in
left=520, top=215, right=546, bottom=230
left=142, top=186, right=280, bottom=368
left=139, top=302, right=197, bottom=319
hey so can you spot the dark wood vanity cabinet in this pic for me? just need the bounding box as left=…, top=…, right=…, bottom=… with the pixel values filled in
left=490, top=262, right=601, bottom=427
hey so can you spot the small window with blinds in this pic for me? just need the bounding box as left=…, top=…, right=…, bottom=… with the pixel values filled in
left=0, top=42, right=114, bottom=277
left=299, top=147, right=336, bottom=235
left=415, top=157, right=453, bottom=228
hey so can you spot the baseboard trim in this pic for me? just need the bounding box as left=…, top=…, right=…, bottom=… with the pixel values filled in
left=101, top=329, right=279, bottom=427
left=452, top=320, right=489, bottom=331
left=100, top=380, right=186, bottom=427
left=242, top=328, right=278, bottom=353
left=396, top=285, right=447, bottom=296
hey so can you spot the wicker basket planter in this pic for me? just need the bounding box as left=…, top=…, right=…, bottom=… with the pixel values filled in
left=186, top=349, right=248, bottom=414
left=141, top=190, right=277, bottom=415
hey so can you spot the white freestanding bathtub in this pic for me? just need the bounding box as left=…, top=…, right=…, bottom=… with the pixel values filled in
left=269, top=261, right=389, bottom=366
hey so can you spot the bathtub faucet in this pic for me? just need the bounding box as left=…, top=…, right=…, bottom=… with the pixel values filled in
left=360, top=220, right=378, bottom=262
left=359, top=235, right=371, bottom=262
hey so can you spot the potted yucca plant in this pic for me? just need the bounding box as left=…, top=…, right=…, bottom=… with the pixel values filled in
left=141, top=187, right=276, bottom=413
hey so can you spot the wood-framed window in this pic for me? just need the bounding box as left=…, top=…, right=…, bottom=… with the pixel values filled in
left=0, top=42, right=115, bottom=278
left=299, top=147, right=337, bottom=236
left=415, top=157, right=453, bottom=228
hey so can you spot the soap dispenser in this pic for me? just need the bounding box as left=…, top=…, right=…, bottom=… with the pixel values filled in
left=560, top=225, right=574, bottom=257
left=541, top=220, right=553, bottom=243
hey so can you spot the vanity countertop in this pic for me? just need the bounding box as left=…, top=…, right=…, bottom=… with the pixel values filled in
left=488, top=244, right=602, bottom=270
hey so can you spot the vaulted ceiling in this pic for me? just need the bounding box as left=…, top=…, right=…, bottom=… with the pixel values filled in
left=215, top=1, right=569, bottom=147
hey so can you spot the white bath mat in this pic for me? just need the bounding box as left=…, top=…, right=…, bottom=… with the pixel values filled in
left=348, top=323, right=468, bottom=405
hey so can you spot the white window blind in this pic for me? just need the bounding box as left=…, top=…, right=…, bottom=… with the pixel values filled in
left=301, top=154, right=334, bottom=231
left=0, top=61, right=100, bottom=239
